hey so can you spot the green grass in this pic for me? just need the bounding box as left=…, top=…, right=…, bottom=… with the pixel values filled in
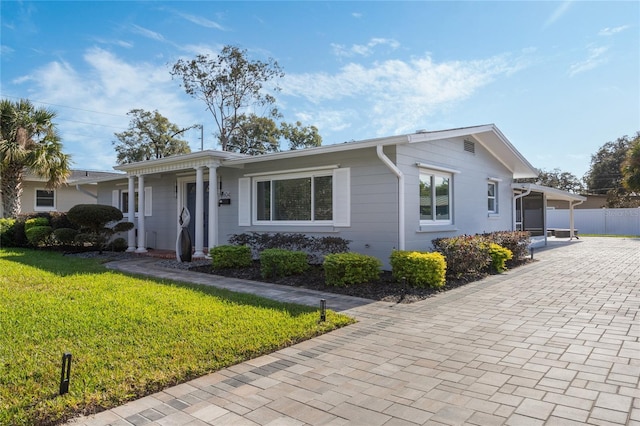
left=0, top=249, right=354, bottom=425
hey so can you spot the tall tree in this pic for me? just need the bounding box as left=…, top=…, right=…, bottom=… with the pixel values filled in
left=584, top=135, right=633, bottom=194
left=515, top=168, right=584, bottom=193
left=170, top=45, right=284, bottom=151
left=280, top=121, right=322, bottom=150
left=113, top=109, right=192, bottom=164
left=227, top=114, right=280, bottom=155
left=620, top=133, right=640, bottom=193
left=0, top=98, right=71, bottom=218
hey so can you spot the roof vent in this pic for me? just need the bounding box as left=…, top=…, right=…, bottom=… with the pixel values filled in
left=415, top=129, right=428, bottom=134
left=464, top=139, right=475, bottom=153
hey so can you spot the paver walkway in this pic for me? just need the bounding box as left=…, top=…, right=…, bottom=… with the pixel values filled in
left=67, top=237, right=639, bottom=425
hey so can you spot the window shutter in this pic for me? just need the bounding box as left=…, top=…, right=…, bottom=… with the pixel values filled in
left=112, top=190, right=119, bottom=208
left=333, top=168, right=350, bottom=227
left=144, top=187, right=152, bottom=216
left=238, top=178, right=251, bottom=226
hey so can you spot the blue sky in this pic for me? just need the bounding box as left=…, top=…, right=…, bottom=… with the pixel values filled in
left=1, top=1, right=638, bottom=180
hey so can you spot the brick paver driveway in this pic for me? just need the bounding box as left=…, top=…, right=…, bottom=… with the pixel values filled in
left=69, top=237, right=639, bottom=425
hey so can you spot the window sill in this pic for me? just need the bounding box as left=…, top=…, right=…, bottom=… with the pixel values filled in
left=488, top=213, right=501, bottom=219
left=34, top=207, right=56, bottom=212
left=416, top=225, right=458, bottom=233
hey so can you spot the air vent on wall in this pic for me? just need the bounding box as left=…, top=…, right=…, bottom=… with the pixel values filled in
left=464, top=139, right=475, bottom=153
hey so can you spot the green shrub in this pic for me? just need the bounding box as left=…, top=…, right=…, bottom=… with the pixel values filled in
left=49, top=211, right=77, bottom=230
left=482, top=231, right=530, bottom=261
left=52, top=227, right=79, bottom=245
left=260, top=248, right=309, bottom=279
left=25, top=225, right=53, bottom=247
left=487, top=243, right=513, bottom=273
left=324, top=252, right=381, bottom=287
left=24, top=217, right=49, bottom=231
left=390, top=250, right=446, bottom=288
left=0, top=218, right=16, bottom=247
left=210, top=245, right=252, bottom=269
left=108, top=237, right=128, bottom=252
left=67, top=204, right=134, bottom=253
left=432, top=235, right=491, bottom=279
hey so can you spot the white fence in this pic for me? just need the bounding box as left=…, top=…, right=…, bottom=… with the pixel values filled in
left=547, top=208, right=640, bottom=236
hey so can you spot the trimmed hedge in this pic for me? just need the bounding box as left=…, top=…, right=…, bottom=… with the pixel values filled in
left=487, top=243, right=513, bottom=273
left=482, top=231, right=530, bottom=261
left=0, top=218, right=16, bottom=247
left=324, top=252, right=381, bottom=287
left=390, top=250, right=446, bottom=288
left=25, top=225, right=53, bottom=247
left=210, top=245, right=252, bottom=269
left=24, top=217, right=49, bottom=231
left=52, top=227, right=79, bottom=245
left=260, top=248, right=309, bottom=279
left=432, top=235, right=491, bottom=279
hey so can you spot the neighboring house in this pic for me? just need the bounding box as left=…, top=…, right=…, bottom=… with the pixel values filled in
left=79, top=124, right=584, bottom=266
left=1, top=170, right=124, bottom=217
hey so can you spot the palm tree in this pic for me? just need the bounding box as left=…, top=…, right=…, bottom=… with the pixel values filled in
left=0, top=98, right=71, bottom=218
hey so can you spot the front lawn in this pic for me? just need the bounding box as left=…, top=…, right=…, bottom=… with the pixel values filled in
left=0, top=249, right=354, bottom=425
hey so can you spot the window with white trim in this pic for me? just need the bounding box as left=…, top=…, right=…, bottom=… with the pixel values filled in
left=35, top=189, right=55, bottom=210
left=255, top=173, right=332, bottom=222
left=112, top=187, right=152, bottom=216
left=488, top=181, right=498, bottom=214
left=419, top=170, right=452, bottom=224
left=239, top=168, right=350, bottom=227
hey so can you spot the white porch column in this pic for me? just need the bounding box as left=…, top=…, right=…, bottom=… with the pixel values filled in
left=207, top=165, right=219, bottom=253
left=126, top=175, right=136, bottom=252
left=193, top=166, right=205, bottom=257
left=135, top=174, right=147, bottom=253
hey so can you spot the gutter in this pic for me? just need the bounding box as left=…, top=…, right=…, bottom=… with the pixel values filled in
left=376, top=145, right=405, bottom=250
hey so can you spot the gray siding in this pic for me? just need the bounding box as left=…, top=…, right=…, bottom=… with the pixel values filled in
left=397, top=136, right=515, bottom=253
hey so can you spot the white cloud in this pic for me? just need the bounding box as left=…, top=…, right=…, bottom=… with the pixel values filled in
left=130, top=24, right=165, bottom=42
left=331, top=38, right=400, bottom=57
left=177, top=12, right=226, bottom=31
left=568, top=46, right=609, bottom=76
left=12, top=48, right=200, bottom=169
left=352, top=12, right=362, bottom=19
left=543, top=1, right=573, bottom=29
left=598, top=25, right=629, bottom=36
left=1, top=45, right=14, bottom=55
left=281, top=53, right=526, bottom=137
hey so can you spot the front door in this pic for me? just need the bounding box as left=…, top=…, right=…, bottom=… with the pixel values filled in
left=186, top=182, right=209, bottom=248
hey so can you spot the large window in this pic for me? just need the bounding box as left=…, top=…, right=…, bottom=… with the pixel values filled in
left=255, top=174, right=333, bottom=222
left=419, top=170, right=452, bottom=223
left=35, top=189, right=55, bottom=210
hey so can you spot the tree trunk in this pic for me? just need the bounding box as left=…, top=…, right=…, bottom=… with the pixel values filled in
left=1, top=165, right=24, bottom=218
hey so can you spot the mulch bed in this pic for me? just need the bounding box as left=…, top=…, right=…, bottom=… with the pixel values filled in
left=189, top=259, right=532, bottom=304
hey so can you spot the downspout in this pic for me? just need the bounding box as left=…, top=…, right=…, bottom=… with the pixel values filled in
left=376, top=145, right=405, bottom=250
left=513, top=187, right=531, bottom=231
left=75, top=184, right=98, bottom=200
left=569, top=199, right=584, bottom=239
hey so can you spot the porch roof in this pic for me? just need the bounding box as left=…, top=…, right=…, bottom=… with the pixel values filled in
left=512, top=183, right=587, bottom=203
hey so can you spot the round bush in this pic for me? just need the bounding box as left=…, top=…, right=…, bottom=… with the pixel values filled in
left=25, top=225, right=53, bottom=247
left=24, top=217, right=49, bottom=231
left=53, top=228, right=79, bottom=245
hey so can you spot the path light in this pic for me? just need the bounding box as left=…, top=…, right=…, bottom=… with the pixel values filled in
left=59, top=353, right=71, bottom=395
left=320, top=299, right=326, bottom=322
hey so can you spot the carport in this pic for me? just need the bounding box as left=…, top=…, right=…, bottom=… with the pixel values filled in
left=512, top=183, right=587, bottom=246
